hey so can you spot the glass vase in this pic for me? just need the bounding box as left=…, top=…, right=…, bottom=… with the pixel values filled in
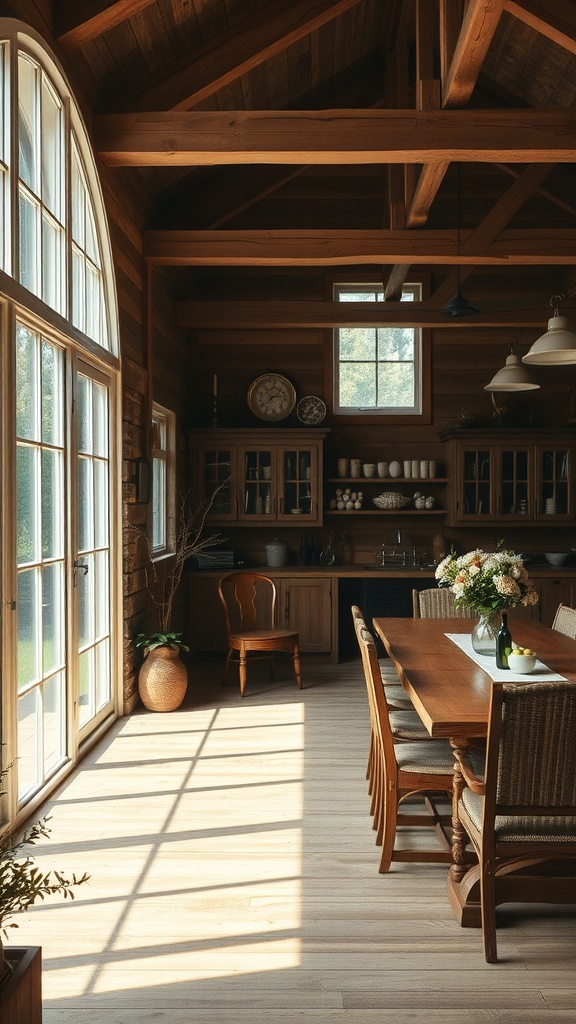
left=471, top=611, right=500, bottom=656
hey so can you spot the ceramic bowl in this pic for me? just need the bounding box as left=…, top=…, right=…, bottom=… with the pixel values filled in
left=545, top=552, right=568, bottom=566
left=507, top=652, right=536, bottom=674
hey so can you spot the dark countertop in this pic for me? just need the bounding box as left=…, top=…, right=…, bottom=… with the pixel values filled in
left=188, top=564, right=576, bottom=579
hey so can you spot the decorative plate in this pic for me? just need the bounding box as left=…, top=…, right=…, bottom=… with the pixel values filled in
left=247, top=373, right=296, bottom=421
left=373, top=492, right=412, bottom=510
left=296, top=395, right=327, bottom=425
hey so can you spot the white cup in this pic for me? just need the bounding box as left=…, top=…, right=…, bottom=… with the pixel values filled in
left=350, top=459, right=362, bottom=478
left=363, top=463, right=376, bottom=477
left=403, top=460, right=412, bottom=478
left=420, top=460, right=428, bottom=479
left=411, top=459, right=419, bottom=478
left=428, top=460, right=437, bottom=479
left=377, top=462, right=389, bottom=478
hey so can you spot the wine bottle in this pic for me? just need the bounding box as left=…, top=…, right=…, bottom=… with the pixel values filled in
left=496, top=611, right=512, bottom=669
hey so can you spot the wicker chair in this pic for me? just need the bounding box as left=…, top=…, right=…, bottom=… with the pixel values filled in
left=454, top=679, right=576, bottom=962
left=413, top=587, right=474, bottom=619
left=218, top=572, right=302, bottom=697
left=354, top=618, right=454, bottom=872
left=551, top=603, right=576, bottom=639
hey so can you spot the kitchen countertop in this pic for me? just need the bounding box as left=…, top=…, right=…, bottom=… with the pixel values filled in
left=188, top=564, right=576, bottom=578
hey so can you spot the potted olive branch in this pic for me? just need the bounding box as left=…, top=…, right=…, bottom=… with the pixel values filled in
left=0, top=764, right=89, bottom=981
left=133, top=484, right=227, bottom=711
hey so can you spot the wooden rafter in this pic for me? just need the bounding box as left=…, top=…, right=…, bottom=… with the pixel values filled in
left=504, top=0, right=576, bottom=53
left=430, top=162, right=555, bottom=307
left=442, top=0, right=506, bottom=108
left=56, top=0, right=157, bottom=50
left=144, top=228, right=576, bottom=266
left=110, top=0, right=364, bottom=112
left=95, top=109, right=576, bottom=166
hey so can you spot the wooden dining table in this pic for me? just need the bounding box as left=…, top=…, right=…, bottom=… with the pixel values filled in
left=372, top=616, right=576, bottom=926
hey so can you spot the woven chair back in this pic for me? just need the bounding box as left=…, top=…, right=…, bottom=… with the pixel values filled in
left=551, top=603, right=576, bottom=639
left=413, top=588, right=473, bottom=619
left=488, top=680, right=576, bottom=812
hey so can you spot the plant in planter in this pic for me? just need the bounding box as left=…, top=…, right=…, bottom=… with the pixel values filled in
left=0, top=764, right=89, bottom=981
left=133, top=488, right=225, bottom=711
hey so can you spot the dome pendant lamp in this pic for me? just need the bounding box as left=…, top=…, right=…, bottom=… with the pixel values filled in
left=522, top=295, right=576, bottom=365
left=484, top=341, right=540, bottom=393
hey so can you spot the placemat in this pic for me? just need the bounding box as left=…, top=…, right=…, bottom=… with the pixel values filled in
left=445, top=631, right=566, bottom=682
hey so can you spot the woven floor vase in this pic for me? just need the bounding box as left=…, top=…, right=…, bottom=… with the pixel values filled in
left=138, top=647, right=188, bottom=711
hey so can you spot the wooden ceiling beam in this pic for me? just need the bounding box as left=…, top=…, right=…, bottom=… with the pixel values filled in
left=111, top=0, right=364, bottom=112
left=496, top=162, right=576, bottom=217
left=56, top=0, right=157, bottom=50
left=176, top=299, right=557, bottom=330
left=95, top=109, right=576, bottom=166
left=504, top=0, right=576, bottom=54
left=144, top=227, right=576, bottom=266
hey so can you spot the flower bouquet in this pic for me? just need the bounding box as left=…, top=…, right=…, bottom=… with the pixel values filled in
left=435, top=547, right=538, bottom=654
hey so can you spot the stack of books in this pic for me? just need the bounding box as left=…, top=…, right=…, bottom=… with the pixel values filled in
left=195, top=549, right=235, bottom=569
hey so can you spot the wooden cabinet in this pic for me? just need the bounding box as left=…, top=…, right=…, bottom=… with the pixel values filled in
left=441, top=429, right=576, bottom=526
left=189, top=429, right=328, bottom=526
left=278, top=577, right=332, bottom=652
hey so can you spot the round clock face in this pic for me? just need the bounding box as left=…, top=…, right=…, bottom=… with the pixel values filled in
left=297, top=395, right=327, bottom=425
left=247, top=374, right=296, bottom=421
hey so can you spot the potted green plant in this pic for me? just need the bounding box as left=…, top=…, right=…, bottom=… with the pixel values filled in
left=0, top=764, right=89, bottom=982
left=133, top=488, right=225, bottom=711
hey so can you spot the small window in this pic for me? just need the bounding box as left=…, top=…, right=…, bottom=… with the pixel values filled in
left=151, top=405, right=175, bottom=556
left=333, top=282, right=423, bottom=416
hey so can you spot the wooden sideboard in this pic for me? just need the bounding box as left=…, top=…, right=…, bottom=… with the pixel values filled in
left=0, top=946, right=41, bottom=1024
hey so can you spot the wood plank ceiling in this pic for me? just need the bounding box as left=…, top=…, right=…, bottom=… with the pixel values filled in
left=52, top=0, right=576, bottom=324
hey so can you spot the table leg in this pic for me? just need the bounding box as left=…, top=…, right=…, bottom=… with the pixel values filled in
left=447, top=738, right=482, bottom=927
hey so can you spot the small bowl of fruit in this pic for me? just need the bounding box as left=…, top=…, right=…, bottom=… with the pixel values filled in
left=507, top=647, right=537, bottom=674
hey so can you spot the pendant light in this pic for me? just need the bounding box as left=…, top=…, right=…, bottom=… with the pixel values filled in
left=484, top=340, right=540, bottom=392
left=522, top=295, right=576, bottom=364
left=442, top=163, right=479, bottom=317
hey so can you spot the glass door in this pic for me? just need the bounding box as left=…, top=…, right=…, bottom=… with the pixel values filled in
left=456, top=445, right=494, bottom=520
left=75, top=359, right=115, bottom=737
left=15, top=324, right=67, bottom=800
left=12, top=326, right=117, bottom=806
left=496, top=446, right=532, bottom=520
left=535, top=446, right=572, bottom=520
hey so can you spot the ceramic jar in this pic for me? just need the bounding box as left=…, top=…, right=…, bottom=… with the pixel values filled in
left=389, top=460, right=402, bottom=478
left=266, top=539, right=287, bottom=566
left=363, top=463, right=376, bottom=477
left=350, top=459, right=362, bottom=478
left=377, top=462, right=389, bottom=477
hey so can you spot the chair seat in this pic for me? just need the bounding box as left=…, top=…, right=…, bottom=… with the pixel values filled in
left=460, top=788, right=576, bottom=841
left=389, top=709, right=432, bottom=741
left=383, top=685, right=413, bottom=710
left=229, top=629, right=298, bottom=645
left=395, top=739, right=455, bottom=775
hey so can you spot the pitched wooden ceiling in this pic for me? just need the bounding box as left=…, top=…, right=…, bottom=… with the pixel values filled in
left=52, top=0, right=576, bottom=321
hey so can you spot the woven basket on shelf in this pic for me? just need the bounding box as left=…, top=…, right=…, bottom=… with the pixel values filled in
left=372, top=491, right=412, bottom=510
left=138, top=646, right=188, bottom=711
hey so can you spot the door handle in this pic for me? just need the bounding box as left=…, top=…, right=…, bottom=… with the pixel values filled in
left=73, top=560, right=89, bottom=586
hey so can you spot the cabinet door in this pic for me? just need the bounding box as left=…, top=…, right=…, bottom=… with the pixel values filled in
left=277, top=444, right=320, bottom=523
left=454, top=444, right=495, bottom=521
left=238, top=445, right=276, bottom=521
left=537, top=579, right=575, bottom=627
left=279, top=578, right=332, bottom=652
left=495, top=445, right=533, bottom=520
left=196, top=445, right=238, bottom=520
left=535, top=445, right=573, bottom=521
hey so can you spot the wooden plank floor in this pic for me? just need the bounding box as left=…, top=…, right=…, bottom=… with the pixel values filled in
left=11, top=655, right=576, bottom=1022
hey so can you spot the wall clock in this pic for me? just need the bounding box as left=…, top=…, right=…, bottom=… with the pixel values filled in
left=247, top=373, right=296, bottom=421
left=296, top=395, right=327, bottom=425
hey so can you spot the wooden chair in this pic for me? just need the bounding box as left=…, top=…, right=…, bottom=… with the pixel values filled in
left=354, top=618, right=455, bottom=872
left=218, top=572, right=302, bottom=697
left=350, top=605, right=412, bottom=711
left=551, top=603, right=576, bottom=639
left=413, top=587, right=474, bottom=619
left=454, top=678, right=576, bottom=962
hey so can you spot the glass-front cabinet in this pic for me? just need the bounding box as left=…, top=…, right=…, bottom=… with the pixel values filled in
left=441, top=430, right=575, bottom=526
left=190, top=429, right=328, bottom=525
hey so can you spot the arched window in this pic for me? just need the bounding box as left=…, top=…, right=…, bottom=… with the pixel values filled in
left=1, top=21, right=120, bottom=823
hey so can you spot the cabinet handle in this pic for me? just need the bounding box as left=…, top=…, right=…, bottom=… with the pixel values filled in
left=285, top=593, right=290, bottom=620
